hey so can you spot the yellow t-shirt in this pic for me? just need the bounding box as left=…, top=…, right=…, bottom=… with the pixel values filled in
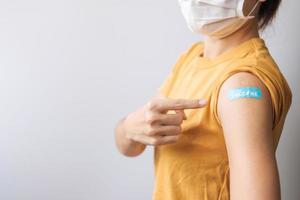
left=152, top=37, right=293, bottom=200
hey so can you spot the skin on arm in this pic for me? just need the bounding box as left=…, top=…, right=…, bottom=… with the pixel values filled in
left=217, top=72, right=281, bottom=200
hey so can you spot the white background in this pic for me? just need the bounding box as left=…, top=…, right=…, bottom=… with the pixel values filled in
left=0, top=0, right=299, bottom=199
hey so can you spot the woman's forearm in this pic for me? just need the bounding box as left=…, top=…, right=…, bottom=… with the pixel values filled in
left=114, top=115, right=146, bottom=157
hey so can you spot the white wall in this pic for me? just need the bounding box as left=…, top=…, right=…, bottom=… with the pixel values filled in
left=0, top=0, right=298, bottom=199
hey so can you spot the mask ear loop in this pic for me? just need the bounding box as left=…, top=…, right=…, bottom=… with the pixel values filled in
left=241, top=0, right=261, bottom=19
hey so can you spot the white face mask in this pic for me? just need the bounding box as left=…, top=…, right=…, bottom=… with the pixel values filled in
left=178, top=0, right=260, bottom=38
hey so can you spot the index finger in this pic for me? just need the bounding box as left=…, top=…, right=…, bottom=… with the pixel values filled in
left=153, top=98, right=208, bottom=112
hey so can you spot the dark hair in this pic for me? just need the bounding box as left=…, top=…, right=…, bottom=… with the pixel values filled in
left=258, top=0, right=282, bottom=30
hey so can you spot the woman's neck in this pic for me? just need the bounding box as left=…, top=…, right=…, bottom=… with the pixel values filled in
left=203, top=20, right=260, bottom=59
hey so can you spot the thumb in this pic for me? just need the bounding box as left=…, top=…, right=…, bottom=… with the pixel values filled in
left=175, top=109, right=187, bottom=120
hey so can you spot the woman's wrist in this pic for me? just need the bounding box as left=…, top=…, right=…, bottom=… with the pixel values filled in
left=122, top=114, right=146, bottom=147
left=117, top=113, right=146, bottom=156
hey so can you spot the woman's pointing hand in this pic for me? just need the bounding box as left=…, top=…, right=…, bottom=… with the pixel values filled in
left=123, top=95, right=208, bottom=146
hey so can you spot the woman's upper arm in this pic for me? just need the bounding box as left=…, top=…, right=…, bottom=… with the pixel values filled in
left=217, top=72, right=281, bottom=200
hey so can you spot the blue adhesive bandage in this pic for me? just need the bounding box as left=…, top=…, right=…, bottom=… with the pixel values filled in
left=228, top=87, right=262, bottom=100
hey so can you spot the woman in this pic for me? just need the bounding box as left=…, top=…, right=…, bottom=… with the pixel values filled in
left=115, top=0, right=293, bottom=199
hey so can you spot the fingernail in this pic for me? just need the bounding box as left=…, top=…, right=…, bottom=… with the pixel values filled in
left=198, top=99, right=208, bottom=105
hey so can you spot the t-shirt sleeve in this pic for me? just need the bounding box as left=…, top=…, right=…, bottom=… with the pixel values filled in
left=210, top=65, right=293, bottom=130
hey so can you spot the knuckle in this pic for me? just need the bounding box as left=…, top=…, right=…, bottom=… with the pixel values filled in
left=175, top=126, right=182, bottom=133
left=145, top=112, right=158, bottom=125
left=145, top=125, right=157, bottom=136
left=174, top=115, right=183, bottom=125
left=172, top=127, right=180, bottom=135
left=146, top=100, right=156, bottom=111
left=150, top=138, right=160, bottom=146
